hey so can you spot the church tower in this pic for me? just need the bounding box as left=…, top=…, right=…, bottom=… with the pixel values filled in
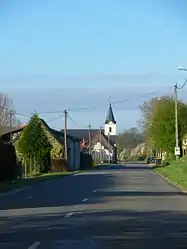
left=104, top=102, right=116, bottom=136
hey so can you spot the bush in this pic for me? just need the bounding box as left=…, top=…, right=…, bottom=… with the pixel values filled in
left=145, top=156, right=153, bottom=164
left=137, top=155, right=146, bottom=161
left=0, top=143, right=17, bottom=181
left=17, top=114, right=52, bottom=173
left=161, top=154, right=175, bottom=166
left=80, top=152, right=93, bottom=169
left=51, top=158, right=70, bottom=172
left=161, top=160, right=169, bottom=167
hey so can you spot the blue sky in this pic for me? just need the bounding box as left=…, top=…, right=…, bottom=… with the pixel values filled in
left=1, top=0, right=187, bottom=132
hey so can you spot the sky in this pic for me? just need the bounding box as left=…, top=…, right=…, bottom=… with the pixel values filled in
left=1, top=0, right=187, bottom=132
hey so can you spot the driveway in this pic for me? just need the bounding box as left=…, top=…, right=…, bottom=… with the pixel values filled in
left=0, top=164, right=187, bottom=248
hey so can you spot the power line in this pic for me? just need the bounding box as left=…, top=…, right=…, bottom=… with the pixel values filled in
left=46, top=113, right=64, bottom=123
left=37, top=90, right=168, bottom=115
left=67, top=91, right=162, bottom=112
left=67, top=113, right=89, bottom=129
left=67, top=114, right=77, bottom=126
left=176, top=79, right=187, bottom=90
left=6, top=88, right=171, bottom=125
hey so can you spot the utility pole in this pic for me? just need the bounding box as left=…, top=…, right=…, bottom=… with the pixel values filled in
left=108, top=132, right=110, bottom=163
left=88, top=124, right=91, bottom=154
left=64, top=110, right=68, bottom=160
left=175, top=68, right=187, bottom=158
left=174, top=84, right=180, bottom=160
left=99, top=126, right=102, bottom=162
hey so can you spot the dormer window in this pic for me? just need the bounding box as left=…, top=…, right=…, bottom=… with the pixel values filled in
left=109, top=127, right=112, bottom=133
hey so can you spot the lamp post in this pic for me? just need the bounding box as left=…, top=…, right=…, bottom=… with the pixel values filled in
left=177, top=67, right=187, bottom=72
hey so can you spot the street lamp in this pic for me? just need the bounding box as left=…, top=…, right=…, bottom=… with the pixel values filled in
left=177, top=66, right=187, bottom=71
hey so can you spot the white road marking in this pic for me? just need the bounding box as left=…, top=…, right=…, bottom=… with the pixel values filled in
left=82, top=198, right=88, bottom=202
left=27, top=196, right=33, bottom=199
left=92, top=189, right=97, bottom=192
left=64, top=212, right=74, bottom=218
left=28, top=241, right=40, bottom=249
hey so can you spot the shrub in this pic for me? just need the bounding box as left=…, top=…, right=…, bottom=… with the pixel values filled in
left=17, top=114, right=52, bottom=173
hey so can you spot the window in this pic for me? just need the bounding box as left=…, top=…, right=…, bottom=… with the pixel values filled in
left=184, top=138, right=187, bottom=145
left=109, top=127, right=112, bottom=133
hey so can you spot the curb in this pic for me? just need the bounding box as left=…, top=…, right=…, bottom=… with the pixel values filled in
left=153, top=170, right=187, bottom=194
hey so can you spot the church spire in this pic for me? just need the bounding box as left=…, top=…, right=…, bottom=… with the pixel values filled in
left=105, top=102, right=116, bottom=124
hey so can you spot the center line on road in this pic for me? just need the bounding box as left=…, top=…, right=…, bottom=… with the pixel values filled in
left=64, top=212, right=74, bottom=218
left=82, top=198, right=88, bottom=202
left=28, top=241, right=40, bottom=249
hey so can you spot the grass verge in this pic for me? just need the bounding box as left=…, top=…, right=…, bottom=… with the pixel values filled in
left=0, top=171, right=80, bottom=194
left=154, top=156, right=187, bottom=190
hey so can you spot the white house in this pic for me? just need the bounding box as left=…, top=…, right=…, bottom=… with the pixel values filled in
left=66, top=102, right=117, bottom=163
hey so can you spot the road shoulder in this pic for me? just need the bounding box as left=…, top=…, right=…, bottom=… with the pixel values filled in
left=153, top=169, right=187, bottom=194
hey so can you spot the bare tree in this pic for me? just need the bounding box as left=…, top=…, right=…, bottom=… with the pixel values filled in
left=0, top=93, right=19, bottom=134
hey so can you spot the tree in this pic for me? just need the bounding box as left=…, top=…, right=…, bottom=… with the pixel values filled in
left=17, top=113, right=52, bottom=173
left=116, top=127, right=145, bottom=152
left=140, top=96, right=187, bottom=155
left=0, top=92, right=20, bottom=133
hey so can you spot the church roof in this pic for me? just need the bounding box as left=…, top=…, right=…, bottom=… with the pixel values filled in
left=105, top=103, right=116, bottom=124
left=62, top=129, right=116, bottom=146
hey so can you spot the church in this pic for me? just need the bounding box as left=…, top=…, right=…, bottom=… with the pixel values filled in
left=66, top=102, right=117, bottom=163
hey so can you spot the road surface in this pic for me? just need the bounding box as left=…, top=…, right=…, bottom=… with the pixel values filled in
left=0, top=164, right=187, bottom=248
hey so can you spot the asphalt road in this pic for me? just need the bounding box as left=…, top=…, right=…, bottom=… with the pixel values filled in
left=0, top=164, right=187, bottom=248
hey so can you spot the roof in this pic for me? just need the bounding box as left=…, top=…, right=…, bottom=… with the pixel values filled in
left=108, top=135, right=117, bottom=145
left=64, top=129, right=102, bottom=142
left=1, top=126, right=22, bottom=135
left=65, top=129, right=116, bottom=147
left=105, top=103, right=116, bottom=124
left=90, top=131, right=116, bottom=150
left=1, top=119, right=81, bottom=143
left=40, top=119, right=81, bottom=142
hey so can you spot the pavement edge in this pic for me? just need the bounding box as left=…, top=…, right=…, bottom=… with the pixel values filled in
left=0, top=170, right=82, bottom=198
left=153, top=169, right=187, bottom=194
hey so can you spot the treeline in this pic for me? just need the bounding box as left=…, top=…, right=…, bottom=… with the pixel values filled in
left=140, top=95, right=187, bottom=161
left=116, top=127, right=145, bottom=153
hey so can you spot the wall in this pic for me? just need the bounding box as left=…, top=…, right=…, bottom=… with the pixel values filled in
left=92, top=141, right=113, bottom=162
left=104, top=122, right=116, bottom=136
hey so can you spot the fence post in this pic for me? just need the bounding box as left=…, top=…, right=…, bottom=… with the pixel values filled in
left=34, top=156, right=36, bottom=175
left=29, top=156, right=32, bottom=177
left=24, top=156, right=27, bottom=179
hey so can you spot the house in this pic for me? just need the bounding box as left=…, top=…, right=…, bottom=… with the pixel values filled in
left=64, top=102, right=117, bottom=163
left=0, top=119, right=81, bottom=171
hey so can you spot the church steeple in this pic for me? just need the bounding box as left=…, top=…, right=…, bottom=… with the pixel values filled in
left=105, top=103, right=116, bottom=124
left=104, top=101, right=116, bottom=136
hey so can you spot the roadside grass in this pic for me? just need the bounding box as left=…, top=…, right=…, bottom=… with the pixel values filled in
left=0, top=171, right=80, bottom=194
left=154, top=155, right=187, bottom=189
left=124, top=161, right=146, bottom=164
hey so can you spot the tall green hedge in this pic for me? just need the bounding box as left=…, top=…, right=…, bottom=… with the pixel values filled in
left=17, top=113, right=52, bottom=173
